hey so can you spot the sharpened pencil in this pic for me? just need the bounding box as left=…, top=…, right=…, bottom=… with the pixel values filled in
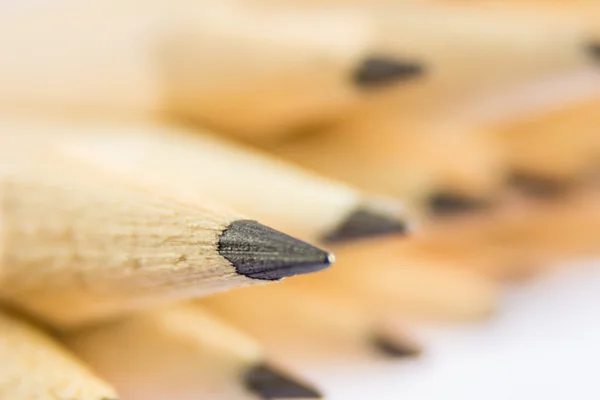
left=493, top=95, right=600, bottom=191
left=201, top=283, right=422, bottom=362
left=65, top=304, right=323, bottom=400
left=0, top=0, right=423, bottom=142
left=406, top=186, right=600, bottom=281
left=0, top=310, right=118, bottom=400
left=271, top=112, right=504, bottom=216
left=0, top=136, right=333, bottom=328
left=371, top=1, right=599, bottom=99
left=286, top=236, right=498, bottom=321
left=21, top=118, right=410, bottom=243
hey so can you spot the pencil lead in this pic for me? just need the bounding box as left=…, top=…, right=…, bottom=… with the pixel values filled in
left=427, top=192, right=490, bottom=216
left=244, top=363, right=322, bottom=399
left=353, top=56, right=424, bottom=87
left=322, top=207, right=409, bottom=243
left=219, top=220, right=334, bottom=281
left=587, top=42, right=600, bottom=60
left=371, top=333, right=423, bottom=359
left=509, top=171, right=569, bottom=199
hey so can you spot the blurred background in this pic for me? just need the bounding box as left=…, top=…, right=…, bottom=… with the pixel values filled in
left=1, top=0, right=600, bottom=399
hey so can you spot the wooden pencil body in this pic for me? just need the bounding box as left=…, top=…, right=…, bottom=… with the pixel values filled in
left=273, top=114, right=505, bottom=211
left=0, top=0, right=378, bottom=140
left=65, top=305, right=266, bottom=400
left=202, top=283, right=392, bottom=361
left=288, top=237, right=498, bottom=321
left=45, top=120, right=406, bottom=242
left=0, top=143, right=254, bottom=328
left=494, top=95, right=600, bottom=183
left=0, top=311, right=117, bottom=400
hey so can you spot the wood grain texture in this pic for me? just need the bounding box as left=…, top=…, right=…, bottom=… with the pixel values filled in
left=0, top=145, right=255, bottom=328
left=0, top=311, right=117, bottom=400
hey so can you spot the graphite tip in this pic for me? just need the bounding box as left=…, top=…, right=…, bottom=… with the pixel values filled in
left=427, top=192, right=490, bottom=216
left=219, top=220, right=334, bottom=281
left=353, top=56, right=425, bottom=87
left=322, top=206, right=409, bottom=243
left=509, top=171, right=569, bottom=199
left=244, top=363, right=322, bottom=399
left=587, top=42, right=600, bottom=60
left=371, top=333, right=423, bottom=359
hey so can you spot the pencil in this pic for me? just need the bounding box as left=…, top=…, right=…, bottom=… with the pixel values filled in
left=201, top=283, right=422, bottom=362
left=0, top=310, right=118, bottom=400
left=292, top=0, right=596, bottom=124
left=286, top=236, right=499, bottom=321
left=0, top=0, right=423, bottom=142
left=64, top=304, right=323, bottom=400
left=0, top=137, right=333, bottom=328
left=410, top=186, right=600, bottom=280
left=492, top=94, right=600, bottom=193
left=271, top=112, right=504, bottom=217
left=43, top=119, right=410, bottom=243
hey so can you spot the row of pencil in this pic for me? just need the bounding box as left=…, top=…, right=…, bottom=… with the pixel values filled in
left=1, top=0, right=600, bottom=399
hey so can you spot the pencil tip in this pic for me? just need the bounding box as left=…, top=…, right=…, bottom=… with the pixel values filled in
left=322, top=206, right=409, bottom=243
left=587, top=42, right=600, bottom=60
left=509, top=171, right=568, bottom=198
left=219, top=220, right=334, bottom=281
left=353, top=56, right=424, bottom=87
left=244, top=363, right=323, bottom=399
left=427, top=192, right=490, bottom=216
left=371, top=333, right=423, bottom=358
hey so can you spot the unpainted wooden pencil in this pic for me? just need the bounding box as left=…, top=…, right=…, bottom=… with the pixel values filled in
left=0, top=135, right=332, bottom=328
left=285, top=236, right=499, bottom=321
left=0, top=310, right=118, bottom=400
left=271, top=112, right=505, bottom=216
left=492, top=95, right=600, bottom=190
left=201, top=283, right=422, bottom=362
left=0, top=0, right=423, bottom=142
left=65, top=304, right=323, bottom=400
left=46, top=119, right=410, bottom=243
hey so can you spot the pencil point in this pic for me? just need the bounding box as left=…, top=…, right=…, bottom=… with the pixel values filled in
left=427, top=192, right=490, bottom=216
left=587, top=42, right=600, bottom=60
left=244, top=363, right=322, bottom=399
left=509, top=171, right=568, bottom=198
left=371, top=334, right=423, bottom=358
left=322, top=207, right=409, bottom=243
left=219, top=220, right=334, bottom=281
left=353, top=56, right=424, bottom=87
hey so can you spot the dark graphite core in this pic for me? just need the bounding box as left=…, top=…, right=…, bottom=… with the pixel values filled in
left=509, top=171, right=570, bottom=199
left=587, top=42, right=600, bottom=60
left=218, top=220, right=334, bottom=281
left=353, top=56, right=425, bottom=87
left=427, top=192, right=491, bottom=216
left=322, top=207, right=409, bottom=243
left=244, top=364, right=322, bottom=399
left=371, top=334, right=423, bottom=359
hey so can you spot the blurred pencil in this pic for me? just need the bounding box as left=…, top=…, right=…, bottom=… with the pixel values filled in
left=48, top=120, right=409, bottom=243
left=65, top=304, right=322, bottom=400
left=201, top=283, right=422, bottom=362
left=0, top=310, right=118, bottom=400
left=271, top=113, right=504, bottom=216
left=298, top=0, right=599, bottom=123
left=287, top=236, right=499, bottom=321
left=0, top=136, right=332, bottom=328
left=411, top=186, right=600, bottom=280
left=493, top=95, right=600, bottom=193
left=0, top=0, right=423, bottom=142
